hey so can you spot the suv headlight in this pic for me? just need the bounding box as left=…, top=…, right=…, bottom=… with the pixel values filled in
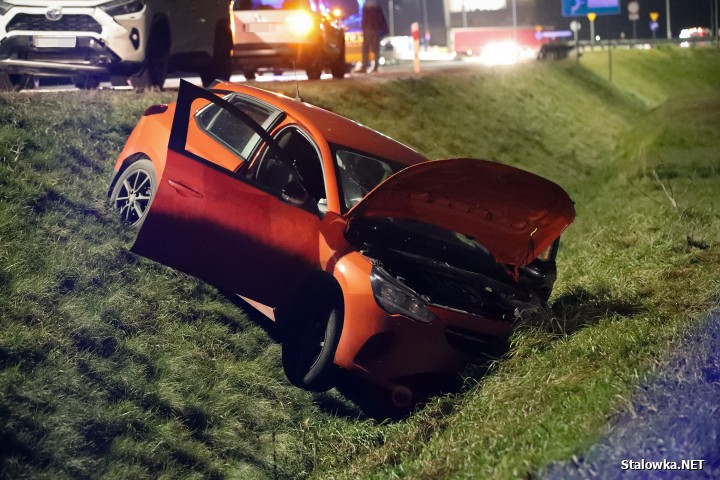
left=370, top=266, right=438, bottom=324
left=100, top=0, right=144, bottom=17
left=0, top=2, right=13, bottom=15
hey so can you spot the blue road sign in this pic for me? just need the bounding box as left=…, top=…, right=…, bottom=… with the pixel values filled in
left=562, top=0, right=621, bottom=17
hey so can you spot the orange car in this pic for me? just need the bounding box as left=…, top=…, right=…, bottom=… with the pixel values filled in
left=109, top=80, right=575, bottom=405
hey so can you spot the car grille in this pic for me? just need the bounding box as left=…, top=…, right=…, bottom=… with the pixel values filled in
left=7, top=14, right=102, bottom=33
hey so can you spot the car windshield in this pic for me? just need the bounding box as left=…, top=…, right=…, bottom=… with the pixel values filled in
left=334, top=147, right=404, bottom=212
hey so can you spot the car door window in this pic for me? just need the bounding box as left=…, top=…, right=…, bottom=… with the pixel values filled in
left=253, top=126, right=327, bottom=213
left=195, top=93, right=282, bottom=162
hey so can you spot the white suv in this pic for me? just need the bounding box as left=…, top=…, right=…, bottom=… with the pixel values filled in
left=0, top=0, right=233, bottom=89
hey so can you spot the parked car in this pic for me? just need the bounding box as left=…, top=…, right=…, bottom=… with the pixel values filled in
left=0, top=0, right=233, bottom=90
left=231, top=0, right=345, bottom=80
left=109, top=80, right=575, bottom=405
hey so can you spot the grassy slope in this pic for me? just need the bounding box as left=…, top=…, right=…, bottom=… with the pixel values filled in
left=1, top=47, right=719, bottom=479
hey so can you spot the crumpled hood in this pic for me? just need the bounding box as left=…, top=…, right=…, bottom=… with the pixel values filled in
left=346, top=158, right=576, bottom=268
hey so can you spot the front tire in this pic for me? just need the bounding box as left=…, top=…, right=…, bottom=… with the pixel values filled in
left=109, top=158, right=157, bottom=227
left=131, top=28, right=169, bottom=91
left=282, top=298, right=343, bottom=391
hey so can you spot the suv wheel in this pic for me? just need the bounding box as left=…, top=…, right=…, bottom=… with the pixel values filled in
left=0, top=73, right=33, bottom=91
left=305, top=65, right=322, bottom=80
left=201, top=22, right=233, bottom=87
left=74, top=75, right=100, bottom=89
left=330, top=38, right=347, bottom=79
left=131, top=28, right=169, bottom=90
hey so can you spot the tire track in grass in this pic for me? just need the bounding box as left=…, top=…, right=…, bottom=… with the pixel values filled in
left=542, top=305, right=720, bottom=479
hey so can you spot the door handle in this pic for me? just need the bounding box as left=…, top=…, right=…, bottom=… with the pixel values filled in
left=167, top=180, right=204, bottom=198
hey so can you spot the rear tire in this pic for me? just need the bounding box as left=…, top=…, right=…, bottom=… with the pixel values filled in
left=282, top=297, right=343, bottom=391
left=201, top=22, right=233, bottom=88
left=109, top=158, right=157, bottom=228
left=305, top=66, right=322, bottom=80
left=331, top=38, right=346, bottom=79
left=74, top=75, right=100, bottom=89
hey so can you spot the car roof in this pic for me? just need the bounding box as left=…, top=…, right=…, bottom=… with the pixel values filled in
left=211, top=82, right=427, bottom=166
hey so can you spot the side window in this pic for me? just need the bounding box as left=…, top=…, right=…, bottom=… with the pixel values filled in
left=195, top=94, right=281, bottom=162
left=253, top=127, right=326, bottom=211
left=335, top=149, right=399, bottom=211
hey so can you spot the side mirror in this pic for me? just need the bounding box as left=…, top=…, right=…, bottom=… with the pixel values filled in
left=281, top=179, right=309, bottom=206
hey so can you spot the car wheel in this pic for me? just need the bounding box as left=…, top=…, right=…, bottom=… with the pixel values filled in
left=109, top=158, right=157, bottom=227
left=131, top=28, right=169, bottom=91
left=330, top=38, right=347, bottom=79
left=0, top=73, right=33, bottom=91
left=0, top=72, right=14, bottom=90
left=110, top=75, right=130, bottom=87
left=74, top=75, right=100, bottom=89
left=305, top=65, right=322, bottom=80
left=282, top=298, right=343, bottom=391
left=201, top=21, right=233, bottom=88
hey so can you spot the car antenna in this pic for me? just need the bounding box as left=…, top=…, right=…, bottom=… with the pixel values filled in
left=293, top=61, right=302, bottom=102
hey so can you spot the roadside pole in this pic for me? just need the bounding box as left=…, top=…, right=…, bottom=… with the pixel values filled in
left=570, top=20, right=581, bottom=62
left=606, top=17, right=612, bottom=83
left=628, top=1, right=640, bottom=41
left=650, top=12, right=659, bottom=41
left=411, top=22, right=420, bottom=73
left=588, top=13, right=596, bottom=51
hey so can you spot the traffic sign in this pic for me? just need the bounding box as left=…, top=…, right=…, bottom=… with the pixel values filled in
left=650, top=21, right=659, bottom=31
left=570, top=20, right=582, bottom=32
left=562, top=0, right=621, bottom=17
left=628, top=1, right=639, bottom=21
left=650, top=11, right=659, bottom=22
left=587, top=12, right=597, bottom=22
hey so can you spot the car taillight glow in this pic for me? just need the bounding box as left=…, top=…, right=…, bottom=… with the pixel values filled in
left=144, top=104, right=168, bottom=116
left=286, top=13, right=314, bottom=35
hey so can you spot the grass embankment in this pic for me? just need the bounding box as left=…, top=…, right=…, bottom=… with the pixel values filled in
left=1, top=47, right=719, bottom=479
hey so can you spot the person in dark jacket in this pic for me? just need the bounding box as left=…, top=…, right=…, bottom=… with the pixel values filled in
left=360, top=0, right=388, bottom=73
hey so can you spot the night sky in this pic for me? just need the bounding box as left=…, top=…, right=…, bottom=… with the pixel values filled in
left=536, top=0, right=717, bottom=39
left=339, top=0, right=718, bottom=44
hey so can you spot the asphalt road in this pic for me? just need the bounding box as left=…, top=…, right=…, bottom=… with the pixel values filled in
left=17, top=56, right=495, bottom=93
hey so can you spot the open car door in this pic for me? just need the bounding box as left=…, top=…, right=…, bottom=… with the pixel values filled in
left=132, top=80, right=321, bottom=307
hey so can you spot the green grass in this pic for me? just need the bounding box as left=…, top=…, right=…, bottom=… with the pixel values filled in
left=1, top=47, right=720, bottom=479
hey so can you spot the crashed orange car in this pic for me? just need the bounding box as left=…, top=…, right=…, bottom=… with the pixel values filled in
left=109, top=80, right=575, bottom=405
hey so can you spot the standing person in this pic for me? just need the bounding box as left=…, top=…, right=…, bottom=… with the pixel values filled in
left=360, top=0, right=388, bottom=73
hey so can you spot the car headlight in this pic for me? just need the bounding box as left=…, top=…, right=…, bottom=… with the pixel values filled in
left=370, top=266, right=438, bottom=324
left=100, top=0, right=144, bottom=17
left=0, top=1, right=13, bottom=15
left=285, top=13, right=315, bottom=35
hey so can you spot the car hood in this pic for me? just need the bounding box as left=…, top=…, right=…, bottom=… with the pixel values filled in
left=346, top=158, right=575, bottom=268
